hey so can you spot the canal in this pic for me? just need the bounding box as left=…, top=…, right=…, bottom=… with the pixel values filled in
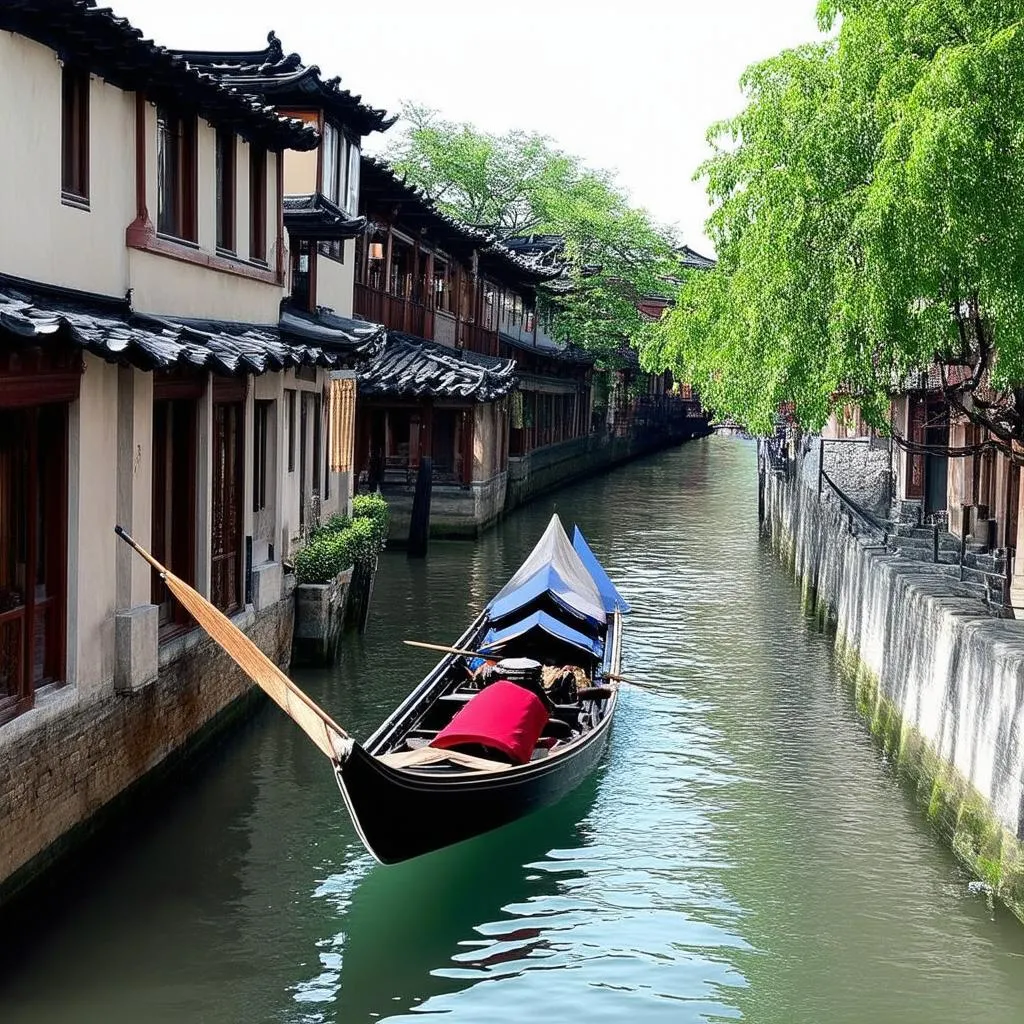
left=4, top=436, right=1024, bottom=1022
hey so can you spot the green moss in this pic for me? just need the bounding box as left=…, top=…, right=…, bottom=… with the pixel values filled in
left=773, top=478, right=1024, bottom=923
left=835, top=642, right=1024, bottom=922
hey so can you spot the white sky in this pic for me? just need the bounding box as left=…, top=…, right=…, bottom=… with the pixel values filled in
left=113, top=0, right=825, bottom=252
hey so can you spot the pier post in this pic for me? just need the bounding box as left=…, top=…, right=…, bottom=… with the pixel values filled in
left=408, top=457, right=433, bottom=557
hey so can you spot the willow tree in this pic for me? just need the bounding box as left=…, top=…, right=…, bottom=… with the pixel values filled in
left=642, top=0, right=1024, bottom=444
left=387, top=104, right=678, bottom=356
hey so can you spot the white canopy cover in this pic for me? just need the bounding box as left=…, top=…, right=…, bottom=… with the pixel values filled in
left=488, top=514, right=607, bottom=627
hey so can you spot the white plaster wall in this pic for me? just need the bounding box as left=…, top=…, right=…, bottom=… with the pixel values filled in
left=130, top=108, right=285, bottom=322
left=128, top=249, right=282, bottom=322
left=315, top=246, right=355, bottom=316
left=284, top=147, right=318, bottom=195
left=0, top=34, right=134, bottom=295
left=68, top=355, right=120, bottom=697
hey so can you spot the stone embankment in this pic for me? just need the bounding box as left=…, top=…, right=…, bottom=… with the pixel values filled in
left=761, top=437, right=1024, bottom=919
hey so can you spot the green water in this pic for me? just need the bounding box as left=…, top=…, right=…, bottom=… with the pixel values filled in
left=3, top=436, right=1024, bottom=1023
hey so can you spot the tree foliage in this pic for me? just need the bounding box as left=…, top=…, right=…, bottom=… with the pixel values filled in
left=387, top=104, right=679, bottom=356
left=641, top=0, right=1024, bottom=442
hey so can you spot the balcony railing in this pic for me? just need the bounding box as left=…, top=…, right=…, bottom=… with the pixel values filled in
left=354, top=283, right=428, bottom=337
left=354, top=282, right=499, bottom=355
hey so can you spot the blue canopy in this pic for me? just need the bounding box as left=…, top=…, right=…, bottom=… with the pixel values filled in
left=487, top=515, right=606, bottom=627
left=572, top=527, right=631, bottom=614
left=488, top=564, right=605, bottom=629
left=480, top=610, right=604, bottom=659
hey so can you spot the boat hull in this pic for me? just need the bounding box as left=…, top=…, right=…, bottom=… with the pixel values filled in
left=337, top=608, right=622, bottom=864
left=335, top=713, right=613, bottom=864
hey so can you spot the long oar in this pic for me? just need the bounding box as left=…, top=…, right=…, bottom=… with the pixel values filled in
left=115, top=525, right=350, bottom=763
left=402, top=639, right=647, bottom=688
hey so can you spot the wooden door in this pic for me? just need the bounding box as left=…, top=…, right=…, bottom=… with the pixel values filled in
left=211, top=401, right=244, bottom=613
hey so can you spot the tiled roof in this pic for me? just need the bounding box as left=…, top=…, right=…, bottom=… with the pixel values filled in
left=359, top=331, right=516, bottom=401
left=283, top=193, right=366, bottom=240
left=498, top=331, right=595, bottom=366
left=678, top=245, right=716, bottom=271
left=361, top=158, right=562, bottom=287
left=0, top=278, right=384, bottom=376
left=1, top=2, right=317, bottom=152
left=172, top=32, right=393, bottom=137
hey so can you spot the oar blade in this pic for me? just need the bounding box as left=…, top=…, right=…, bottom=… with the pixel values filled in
left=159, top=571, right=348, bottom=762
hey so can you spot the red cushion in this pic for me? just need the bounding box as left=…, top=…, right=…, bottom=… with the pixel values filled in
left=431, top=681, right=550, bottom=765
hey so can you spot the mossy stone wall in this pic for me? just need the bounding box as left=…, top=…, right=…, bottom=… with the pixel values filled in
left=763, top=444, right=1024, bottom=921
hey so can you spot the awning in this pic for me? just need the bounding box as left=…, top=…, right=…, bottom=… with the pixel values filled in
left=572, top=527, right=631, bottom=614
left=480, top=610, right=603, bottom=660
left=283, top=193, right=366, bottom=241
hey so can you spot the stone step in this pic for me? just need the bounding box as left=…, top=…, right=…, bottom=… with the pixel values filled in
left=906, top=529, right=961, bottom=551
left=964, top=552, right=1005, bottom=573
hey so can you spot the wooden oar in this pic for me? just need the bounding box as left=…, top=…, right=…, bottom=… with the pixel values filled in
left=115, top=525, right=351, bottom=762
left=401, top=639, right=647, bottom=688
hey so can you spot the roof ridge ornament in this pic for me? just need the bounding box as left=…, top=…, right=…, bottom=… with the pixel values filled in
left=266, top=30, right=284, bottom=61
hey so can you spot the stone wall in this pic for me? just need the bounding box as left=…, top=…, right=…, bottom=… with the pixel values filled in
left=382, top=470, right=508, bottom=541
left=763, top=440, right=1024, bottom=918
left=820, top=437, right=892, bottom=519
left=0, top=595, right=294, bottom=906
left=505, top=418, right=712, bottom=513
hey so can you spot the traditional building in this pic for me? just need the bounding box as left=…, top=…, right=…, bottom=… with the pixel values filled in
left=820, top=365, right=1024, bottom=610
left=351, top=158, right=559, bottom=536
left=0, top=3, right=384, bottom=902
left=499, top=236, right=712, bottom=509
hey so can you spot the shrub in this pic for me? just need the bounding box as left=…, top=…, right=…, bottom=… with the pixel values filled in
left=295, top=496, right=390, bottom=584
left=352, top=493, right=390, bottom=553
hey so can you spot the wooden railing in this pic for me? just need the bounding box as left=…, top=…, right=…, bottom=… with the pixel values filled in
left=354, top=283, right=429, bottom=338
left=459, top=321, right=499, bottom=356
left=354, top=283, right=500, bottom=354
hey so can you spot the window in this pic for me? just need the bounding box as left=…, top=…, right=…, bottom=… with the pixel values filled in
left=291, top=240, right=312, bottom=311
left=152, top=397, right=198, bottom=635
left=215, top=128, right=235, bottom=252
left=249, top=145, right=267, bottom=262
left=157, top=108, right=197, bottom=240
left=253, top=401, right=271, bottom=513
left=318, top=239, right=344, bottom=263
left=61, top=65, right=89, bottom=203
left=322, top=122, right=344, bottom=205
left=0, top=405, right=68, bottom=723
left=345, top=141, right=360, bottom=215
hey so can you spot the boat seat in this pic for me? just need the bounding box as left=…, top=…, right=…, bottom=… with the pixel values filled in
left=542, top=717, right=573, bottom=740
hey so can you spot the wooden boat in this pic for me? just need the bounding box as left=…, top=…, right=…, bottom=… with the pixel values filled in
left=115, top=513, right=629, bottom=864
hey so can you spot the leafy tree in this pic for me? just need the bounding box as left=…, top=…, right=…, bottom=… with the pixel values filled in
left=642, top=0, right=1024, bottom=446
left=387, top=104, right=679, bottom=356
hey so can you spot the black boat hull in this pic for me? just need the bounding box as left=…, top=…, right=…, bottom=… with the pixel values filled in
left=335, top=706, right=614, bottom=864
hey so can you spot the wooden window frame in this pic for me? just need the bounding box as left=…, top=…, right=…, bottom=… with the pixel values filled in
left=249, top=145, right=268, bottom=264
left=156, top=107, right=198, bottom=242
left=60, top=64, right=90, bottom=206
left=0, top=405, right=69, bottom=725
left=215, top=127, right=236, bottom=254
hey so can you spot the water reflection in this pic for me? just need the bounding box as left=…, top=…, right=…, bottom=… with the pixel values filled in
left=296, top=780, right=600, bottom=1022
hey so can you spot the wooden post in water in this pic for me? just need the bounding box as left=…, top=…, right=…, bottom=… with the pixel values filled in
left=408, top=456, right=433, bottom=558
